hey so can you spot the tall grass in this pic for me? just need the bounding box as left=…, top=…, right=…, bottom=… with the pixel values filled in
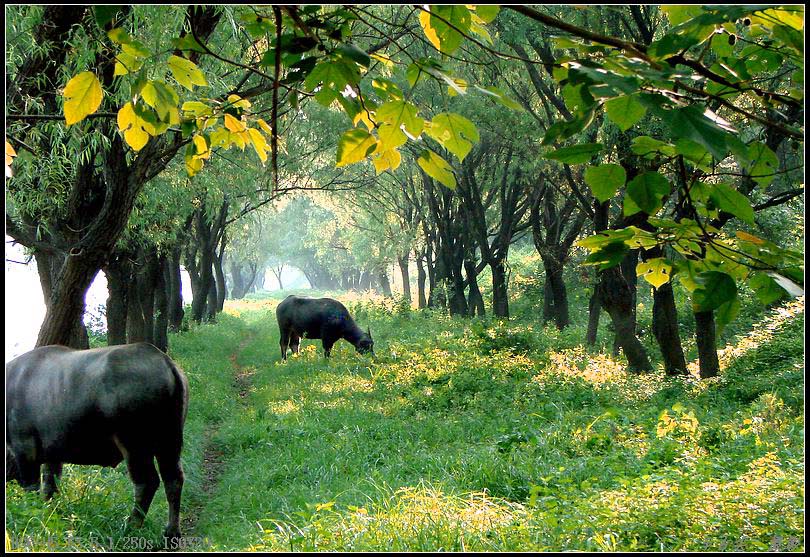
left=6, top=292, right=804, bottom=552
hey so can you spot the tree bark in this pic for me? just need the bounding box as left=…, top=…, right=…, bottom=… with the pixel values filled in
left=153, top=255, right=169, bottom=352
left=465, top=259, right=485, bottom=316
left=398, top=255, right=411, bottom=303
left=167, top=245, right=185, bottom=332
left=652, top=280, right=688, bottom=376
left=416, top=253, right=428, bottom=309
left=104, top=255, right=130, bottom=345
left=586, top=291, right=601, bottom=345
left=490, top=259, right=509, bottom=318
left=695, top=310, right=720, bottom=378
left=597, top=267, right=652, bottom=372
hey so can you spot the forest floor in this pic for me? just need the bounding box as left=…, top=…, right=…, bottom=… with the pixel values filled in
left=5, top=292, right=805, bottom=552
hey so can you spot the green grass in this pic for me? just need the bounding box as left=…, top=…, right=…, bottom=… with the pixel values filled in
left=6, top=292, right=805, bottom=552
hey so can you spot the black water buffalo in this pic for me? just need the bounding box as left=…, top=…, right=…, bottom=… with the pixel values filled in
left=276, top=295, right=374, bottom=359
left=5, top=342, right=189, bottom=540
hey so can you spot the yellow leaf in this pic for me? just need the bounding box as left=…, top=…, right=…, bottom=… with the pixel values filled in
left=227, top=94, right=251, bottom=110
left=248, top=128, right=269, bottom=163
left=370, top=53, right=394, bottom=69
left=256, top=118, right=273, bottom=134
left=419, top=10, right=441, bottom=51
left=193, top=135, right=210, bottom=159
left=224, top=113, right=246, bottom=133
left=5, top=140, right=17, bottom=178
left=186, top=154, right=204, bottom=176
left=63, top=72, right=104, bottom=126
left=372, top=148, right=401, bottom=174
left=209, top=127, right=231, bottom=148
left=116, top=102, right=153, bottom=151
left=336, top=128, right=377, bottom=167
left=353, top=108, right=375, bottom=132
left=168, top=55, right=207, bottom=91
left=637, top=258, right=673, bottom=289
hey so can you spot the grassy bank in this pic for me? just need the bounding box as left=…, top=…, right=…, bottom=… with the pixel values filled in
left=6, top=292, right=805, bottom=552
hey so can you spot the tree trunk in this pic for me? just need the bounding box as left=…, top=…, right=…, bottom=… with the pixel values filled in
left=398, top=255, right=411, bottom=303
left=167, top=246, right=185, bottom=332
left=214, top=235, right=227, bottom=311
left=377, top=268, right=393, bottom=297
left=490, top=259, right=509, bottom=318
left=214, top=254, right=226, bottom=311
left=191, top=244, right=214, bottom=323
left=138, top=250, right=160, bottom=346
left=465, top=259, right=485, bottom=316
left=542, top=257, right=570, bottom=329
left=34, top=251, right=91, bottom=349
left=153, top=255, right=169, bottom=353
left=613, top=251, right=639, bottom=354
left=126, top=279, right=146, bottom=343
left=586, top=291, right=601, bottom=346
left=205, top=280, right=218, bottom=322
left=695, top=310, right=720, bottom=378
left=104, top=256, right=129, bottom=345
left=416, top=254, right=427, bottom=309
left=597, top=267, right=651, bottom=372
left=652, top=281, right=688, bottom=376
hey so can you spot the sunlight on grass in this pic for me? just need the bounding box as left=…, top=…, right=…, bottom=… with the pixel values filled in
left=251, top=483, right=525, bottom=552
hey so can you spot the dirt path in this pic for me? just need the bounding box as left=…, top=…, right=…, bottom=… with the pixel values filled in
left=181, top=333, right=256, bottom=545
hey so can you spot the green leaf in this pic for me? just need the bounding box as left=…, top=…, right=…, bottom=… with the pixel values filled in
left=94, top=6, right=122, bottom=29
left=709, top=183, right=755, bottom=224
left=304, top=59, right=359, bottom=104
left=562, top=83, right=595, bottom=113
left=336, top=44, right=371, bottom=68
left=425, top=112, right=479, bottom=162
left=419, top=5, right=472, bottom=55
left=749, top=272, right=786, bottom=305
left=417, top=149, right=456, bottom=189
left=693, top=271, right=737, bottom=312
left=336, top=128, right=377, bottom=167
left=768, top=272, right=805, bottom=298
left=631, top=136, right=675, bottom=158
left=475, top=5, right=500, bottom=23
left=544, top=143, right=603, bottom=164
left=715, top=297, right=741, bottom=335
left=674, top=138, right=712, bottom=170
left=376, top=100, right=424, bottom=137
left=583, top=241, right=629, bottom=270
left=475, top=86, right=523, bottom=110
left=668, top=105, right=742, bottom=161
left=168, top=55, right=207, bottom=91
left=584, top=164, right=626, bottom=202
left=577, top=228, right=635, bottom=250
left=63, top=72, right=104, bottom=126
left=604, top=94, right=646, bottom=131
left=140, top=81, right=179, bottom=122
left=745, top=141, right=779, bottom=187
left=625, top=172, right=671, bottom=216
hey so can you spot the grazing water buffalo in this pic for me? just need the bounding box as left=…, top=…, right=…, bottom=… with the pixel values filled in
left=276, top=295, right=374, bottom=359
left=5, top=342, right=188, bottom=540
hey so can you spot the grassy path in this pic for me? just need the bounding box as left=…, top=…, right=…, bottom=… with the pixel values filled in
left=181, top=331, right=257, bottom=542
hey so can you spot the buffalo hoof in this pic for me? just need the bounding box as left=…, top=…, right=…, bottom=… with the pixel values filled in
left=162, top=526, right=183, bottom=550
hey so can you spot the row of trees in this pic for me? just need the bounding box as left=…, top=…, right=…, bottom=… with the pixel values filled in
left=6, top=6, right=803, bottom=380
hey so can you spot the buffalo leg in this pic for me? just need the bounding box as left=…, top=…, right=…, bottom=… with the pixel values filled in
left=42, top=462, right=63, bottom=499
left=156, top=448, right=184, bottom=541
left=322, top=337, right=336, bottom=358
left=125, top=453, right=160, bottom=529
left=279, top=329, right=290, bottom=360
left=9, top=452, right=40, bottom=491
left=290, top=333, right=300, bottom=355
